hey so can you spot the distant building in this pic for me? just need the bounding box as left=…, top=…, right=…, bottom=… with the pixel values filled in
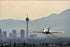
left=2, top=31, right=7, bottom=41
left=20, top=30, right=25, bottom=39
left=25, top=14, right=29, bottom=39
left=12, top=30, right=17, bottom=39
left=9, top=33, right=13, bottom=39
left=0, top=29, right=2, bottom=40
left=30, top=34, right=37, bottom=39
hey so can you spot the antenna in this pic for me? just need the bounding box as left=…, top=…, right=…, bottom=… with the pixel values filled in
left=27, top=12, right=28, bottom=17
left=27, top=8, right=29, bottom=17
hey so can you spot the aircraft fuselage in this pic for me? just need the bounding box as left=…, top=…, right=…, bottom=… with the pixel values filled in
left=43, top=32, right=52, bottom=34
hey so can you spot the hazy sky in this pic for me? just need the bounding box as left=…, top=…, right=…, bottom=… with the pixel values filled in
left=0, top=1, right=70, bottom=20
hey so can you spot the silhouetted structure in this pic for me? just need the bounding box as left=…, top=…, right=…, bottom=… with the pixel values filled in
left=13, top=43, right=16, bottom=47
left=25, top=13, right=29, bottom=39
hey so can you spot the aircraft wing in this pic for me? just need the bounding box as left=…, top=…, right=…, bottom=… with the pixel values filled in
left=51, top=31, right=64, bottom=33
left=52, top=32, right=62, bottom=33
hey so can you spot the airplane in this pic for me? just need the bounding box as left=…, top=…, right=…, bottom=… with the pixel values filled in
left=33, top=27, right=63, bottom=34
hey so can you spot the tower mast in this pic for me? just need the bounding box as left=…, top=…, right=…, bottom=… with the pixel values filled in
left=25, top=12, right=29, bottom=39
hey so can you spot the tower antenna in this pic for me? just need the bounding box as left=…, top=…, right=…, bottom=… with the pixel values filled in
left=27, top=8, right=28, bottom=17
left=27, top=11, right=28, bottom=17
